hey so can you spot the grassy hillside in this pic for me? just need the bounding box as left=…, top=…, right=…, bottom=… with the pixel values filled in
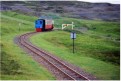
left=1, top=11, right=55, bottom=80
left=1, top=11, right=120, bottom=80
left=1, top=1, right=120, bottom=21
left=30, top=17, right=120, bottom=79
left=30, top=31, right=120, bottom=80
left=54, top=17, right=119, bottom=40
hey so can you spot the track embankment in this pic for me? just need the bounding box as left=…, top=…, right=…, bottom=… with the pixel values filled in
left=15, top=32, right=97, bottom=80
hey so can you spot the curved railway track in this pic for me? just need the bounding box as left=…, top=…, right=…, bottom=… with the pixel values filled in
left=17, top=32, right=90, bottom=80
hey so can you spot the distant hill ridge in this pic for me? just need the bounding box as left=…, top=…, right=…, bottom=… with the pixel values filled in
left=0, top=1, right=120, bottom=21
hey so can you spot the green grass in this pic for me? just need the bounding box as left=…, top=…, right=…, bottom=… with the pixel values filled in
left=54, top=17, right=120, bottom=40
left=1, top=11, right=120, bottom=80
left=53, top=17, right=120, bottom=65
left=1, top=11, right=37, bottom=22
left=30, top=31, right=120, bottom=80
left=1, top=11, right=55, bottom=80
left=29, top=15, right=120, bottom=80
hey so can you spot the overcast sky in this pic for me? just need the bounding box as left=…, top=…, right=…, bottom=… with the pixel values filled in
left=77, top=0, right=120, bottom=4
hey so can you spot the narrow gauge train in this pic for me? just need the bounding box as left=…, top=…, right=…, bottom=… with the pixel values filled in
left=35, top=19, right=54, bottom=32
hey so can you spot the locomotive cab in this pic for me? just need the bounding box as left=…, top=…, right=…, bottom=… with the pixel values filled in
left=35, top=19, right=44, bottom=28
left=35, top=19, right=45, bottom=32
left=35, top=19, right=53, bottom=32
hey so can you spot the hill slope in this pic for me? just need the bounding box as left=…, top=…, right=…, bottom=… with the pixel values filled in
left=0, top=1, right=120, bottom=21
left=1, top=11, right=55, bottom=80
left=1, top=10, right=120, bottom=80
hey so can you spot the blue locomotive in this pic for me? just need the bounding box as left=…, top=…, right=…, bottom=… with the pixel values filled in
left=35, top=19, right=53, bottom=32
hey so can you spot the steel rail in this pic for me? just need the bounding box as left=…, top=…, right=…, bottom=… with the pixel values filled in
left=18, top=32, right=90, bottom=80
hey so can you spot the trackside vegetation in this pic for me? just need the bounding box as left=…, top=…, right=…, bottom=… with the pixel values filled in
left=30, top=31, right=119, bottom=80
left=1, top=11, right=55, bottom=80
left=30, top=17, right=120, bottom=79
left=1, top=11, right=120, bottom=80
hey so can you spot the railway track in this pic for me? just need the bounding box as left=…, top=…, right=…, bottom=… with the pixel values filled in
left=17, top=32, right=90, bottom=80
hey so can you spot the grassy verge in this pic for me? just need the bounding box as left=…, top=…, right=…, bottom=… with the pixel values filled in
left=30, top=31, right=120, bottom=80
left=54, top=17, right=120, bottom=40
left=1, top=11, right=120, bottom=80
left=1, top=12, right=55, bottom=79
